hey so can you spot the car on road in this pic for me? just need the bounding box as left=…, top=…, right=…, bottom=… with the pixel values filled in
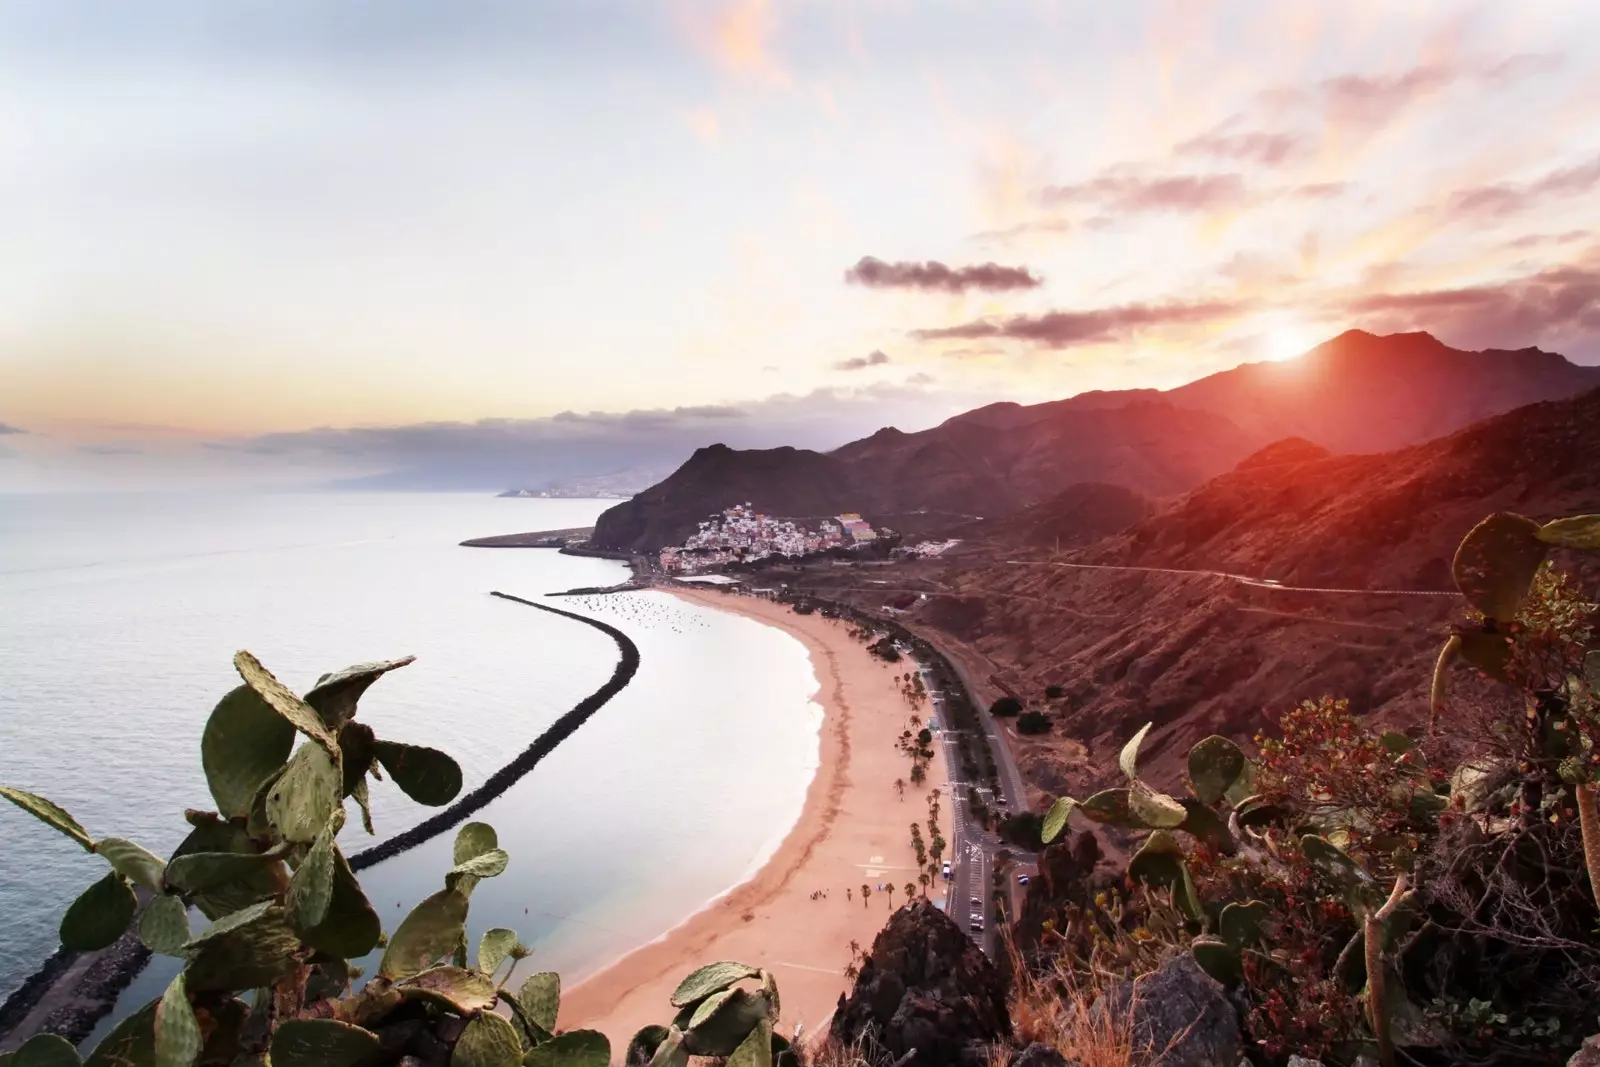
left=969, top=916, right=984, bottom=931
left=970, top=897, right=983, bottom=909
left=941, top=862, right=952, bottom=880
left=1017, top=873, right=1030, bottom=885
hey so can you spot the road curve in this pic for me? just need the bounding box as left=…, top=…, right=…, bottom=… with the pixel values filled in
left=1004, top=559, right=1461, bottom=597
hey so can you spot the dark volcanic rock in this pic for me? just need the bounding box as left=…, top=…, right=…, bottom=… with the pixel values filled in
left=831, top=900, right=1011, bottom=1067
left=1008, top=1042, right=1079, bottom=1067
left=1093, top=953, right=1241, bottom=1067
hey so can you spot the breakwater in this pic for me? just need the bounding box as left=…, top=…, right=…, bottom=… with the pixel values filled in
left=0, top=594, right=639, bottom=1048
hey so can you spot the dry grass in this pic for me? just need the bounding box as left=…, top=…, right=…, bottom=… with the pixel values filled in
left=1003, top=933, right=1135, bottom=1067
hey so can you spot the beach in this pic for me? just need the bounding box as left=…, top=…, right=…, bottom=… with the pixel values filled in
left=558, top=587, right=954, bottom=1045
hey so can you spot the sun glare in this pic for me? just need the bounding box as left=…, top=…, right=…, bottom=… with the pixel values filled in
left=1258, top=317, right=1319, bottom=362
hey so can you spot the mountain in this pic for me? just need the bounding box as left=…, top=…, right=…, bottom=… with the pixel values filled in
left=591, top=331, right=1600, bottom=553
left=905, top=385, right=1600, bottom=796
left=591, top=402, right=1254, bottom=551
left=948, top=483, right=1156, bottom=551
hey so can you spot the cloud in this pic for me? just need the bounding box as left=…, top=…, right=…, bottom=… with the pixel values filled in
left=0, top=423, right=26, bottom=435
left=1445, top=155, right=1600, bottom=220
left=1264, top=55, right=1556, bottom=134
left=912, top=299, right=1248, bottom=349
left=844, top=256, right=1042, bottom=293
left=834, top=349, right=891, bottom=371
left=1502, top=230, right=1591, bottom=252
left=1287, top=181, right=1351, bottom=199
left=967, top=219, right=1075, bottom=244
left=1040, top=172, right=1247, bottom=213
left=1176, top=127, right=1302, bottom=166
left=76, top=444, right=143, bottom=456
left=1342, top=264, right=1600, bottom=353
left=905, top=372, right=935, bottom=386
left=687, top=0, right=787, bottom=86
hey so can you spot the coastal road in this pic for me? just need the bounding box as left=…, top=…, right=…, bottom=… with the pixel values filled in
left=1004, top=559, right=1461, bottom=598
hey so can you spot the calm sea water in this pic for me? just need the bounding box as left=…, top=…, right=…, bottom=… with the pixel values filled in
left=0, top=493, right=822, bottom=1025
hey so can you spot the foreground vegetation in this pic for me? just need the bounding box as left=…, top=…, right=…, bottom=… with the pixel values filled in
left=2, top=654, right=793, bottom=1067
left=1034, top=511, right=1600, bottom=1065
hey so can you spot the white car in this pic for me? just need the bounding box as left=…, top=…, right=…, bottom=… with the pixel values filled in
left=941, top=862, right=952, bottom=880
left=1017, top=873, right=1030, bottom=886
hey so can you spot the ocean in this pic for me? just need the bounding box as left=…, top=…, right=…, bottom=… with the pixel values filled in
left=0, top=492, right=823, bottom=1031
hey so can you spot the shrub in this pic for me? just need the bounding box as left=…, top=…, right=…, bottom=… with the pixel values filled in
left=990, top=696, right=1024, bottom=717
left=1045, top=685, right=1065, bottom=700
left=1, top=652, right=795, bottom=1067
left=1017, top=711, right=1051, bottom=735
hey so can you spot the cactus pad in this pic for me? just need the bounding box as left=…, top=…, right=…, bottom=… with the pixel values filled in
left=452, top=1012, right=524, bottom=1067
left=269, top=1019, right=381, bottom=1067
left=0, top=786, right=94, bottom=852
left=304, top=656, right=416, bottom=731
left=1127, top=830, right=1202, bottom=918
left=446, top=848, right=509, bottom=894
left=682, top=989, right=771, bottom=1057
left=10, top=1034, right=81, bottom=1067
left=627, top=1026, right=672, bottom=1066
left=139, top=895, right=192, bottom=956
left=1076, top=788, right=1134, bottom=826
left=518, top=971, right=562, bottom=1033
left=394, top=966, right=498, bottom=1014
left=380, top=887, right=470, bottom=979
left=670, top=962, right=761, bottom=1007
left=1190, top=936, right=1242, bottom=987
left=233, top=651, right=339, bottom=754
left=477, top=927, right=519, bottom=977
left=1456, top=631, right=1513, bottom=684
left=523, top=1031, right=611, bottom=1067
left=1219, top=900, right=1270, bottom=946
left=154, top=971, right=201, bottom=1067
left=202, top=685, right=296, bottom=819
left=265, top=743, right=342, bottom=844
left=725, top=1018, right=773, bottom=1067
left=61, top=871, right=136, bottom=951
left=1119, top=722, right=1153, bottom=780
left=1040, top=796, right=1076, bottom=844
left=82, top=1002, right=156, bottom=1067
left=372, top=741, right=463, bottom=807
left=1127, top=783, right=1187, bottom=829
left=1536, top=515, right=1600, bottom=550
left=1451, top=513, right=1548, bottom=621
left=93, top=837, right=167, bottom=894
left=454, top=822, right=499, bottom=864
left=288, top=811, right=344, bottom=929
left=1186, top=736, right=1250, bottom=806
left=183, top=904, right=301, bottom=992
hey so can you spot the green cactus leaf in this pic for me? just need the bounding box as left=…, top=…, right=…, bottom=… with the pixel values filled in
left=201, top=685, right=296, bottom=819
left=518, top=971, right=562, bottom=1033
left=682, top=989, right=771, bottom=1057
left=380, top=887, right=469, bottom=978
left=1451, top=512, right=1548, bottom=621
left=1040, top=796, right=1076, bottom=844
left=139, top=895, right=191, bottom=956
left=84, top=1001, right=157, bottom=1067
left=11, top=1034, right=82, bottom=1067
left=670, top=961, right=762, bottom=1008
left=523, top=1031, right=610, bottom=1067
left=61, top=871, right=136, bottom=951
left=394, top=966, right=499, bottom=1014
left=1219, top=900, right=1270, bottom=946
left=725, top=1018, right=772, bottom=1067
left=1127, top=783, right=1187, bottom=829
left=233, top=651, right=340, bottom=754
left=183, top=904, right=301, bottom=992
left=154, top=972, right=201, bottom=1067
left=1127, top=831, right=1202, bottom=918
left=373, top=741, right=463, bottom=807
left=1378, top=731, right=1417, bottom=756
left=0, top=786, right=94, bottom=852
left=450, top=1011, right=524, bottom=1067
left=1176, top=797, right=1234, bottom=853
left=1186, top=736, right=1249, bottom=806
left=1537, top=515, right=1600, bottom=550
left=269, top=1019, right=381, bottom=1067
left=687, top=988, right=735, bottom=1030
left=337, top=722, right=378, bottom=797
left=167, top=814, right=285, bottom=922
left=93, top=837, right=167, bottom=894
left=478, top=927, right=520, bottom=977
left=288, top=811, right=345, bottom=929
left=455, top=822, right=500, bottom=864
left=305, top=656, right=416, bottom=731
left=1456, top=630, right=1513, bottom=684
left=645, top=1029, right=688, bottom=1067
left=1189, top=936, right=1242, bottom=986
left=1431, top=635, right=1459, bottom=723
left=1233, top=794, right=1292, bottom=829
left=350, top=778, right=376, bottom=836
left=1119, top=722, right=1153, bottom=780
left=265, top=743, right=342, bottom=844
left=447, top=849, right=510, bottom=895
left=626, top=1026, right=671, bottom=1067
left=1076, top=788, right=1135, bottom=826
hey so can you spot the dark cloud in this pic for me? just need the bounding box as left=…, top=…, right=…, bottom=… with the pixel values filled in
left=1343, top=264, right=1600, bottom=353
left=834, top=349, right=891, bottom=371
left=912, top=299, right=1248, bottom=350
left=1040, top=172, right=1247, bottom=213
left=844, top=256, right=1042, bottom=293
left=1176, top=127, right=1302, bottom=166
left=0, top=423, right=25, bottom=435
left=1445, top=156, right=1600, bottom=220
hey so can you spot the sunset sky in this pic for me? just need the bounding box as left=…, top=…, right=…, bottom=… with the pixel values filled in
left=2, top=1, right=1598, bottom=490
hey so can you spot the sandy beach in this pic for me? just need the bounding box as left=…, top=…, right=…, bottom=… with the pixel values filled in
left=559, top=586, right=954, bottom=1046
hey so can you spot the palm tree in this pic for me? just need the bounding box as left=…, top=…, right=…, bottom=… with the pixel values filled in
left=909, top=763, right=926, bottom=786
left=904, top=882, right=915, bottom=901
left=894, top=778, right=906, bottom=799
left=861, top=884, right=871, bottom=909
left=886, top=884, right=895, bottom=909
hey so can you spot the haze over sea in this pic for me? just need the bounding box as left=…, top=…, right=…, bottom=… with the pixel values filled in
left=0, top=493, right=823, bottom=1020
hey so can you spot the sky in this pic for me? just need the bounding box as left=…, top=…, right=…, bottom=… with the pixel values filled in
left=2, top=0, right=1599, bottom=491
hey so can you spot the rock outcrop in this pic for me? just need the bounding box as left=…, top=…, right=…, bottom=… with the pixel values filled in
left=1093, top=954, right=1242, bottom=1067
left=831, top=900, right=1012, bottom=1067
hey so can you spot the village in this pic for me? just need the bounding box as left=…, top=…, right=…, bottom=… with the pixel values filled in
left=656, top=504, right=964, bottom=575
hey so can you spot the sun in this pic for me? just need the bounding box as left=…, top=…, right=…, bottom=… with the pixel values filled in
left=1256, top=316, right=1319, bottom=362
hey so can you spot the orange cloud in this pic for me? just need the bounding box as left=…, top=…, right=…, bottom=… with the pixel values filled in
left=687, top=0, right=788, bottom=87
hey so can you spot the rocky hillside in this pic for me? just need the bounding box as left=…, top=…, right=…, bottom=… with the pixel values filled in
left=591, top=330, right=1600, bottom=552
left=902, top=385, right=1600, bottom=796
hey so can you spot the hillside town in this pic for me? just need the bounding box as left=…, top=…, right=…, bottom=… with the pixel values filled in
left=657, top=504, right=880, bottom=573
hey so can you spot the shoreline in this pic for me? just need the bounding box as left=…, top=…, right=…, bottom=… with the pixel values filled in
left=558, top=586, right=953, bottom=1045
